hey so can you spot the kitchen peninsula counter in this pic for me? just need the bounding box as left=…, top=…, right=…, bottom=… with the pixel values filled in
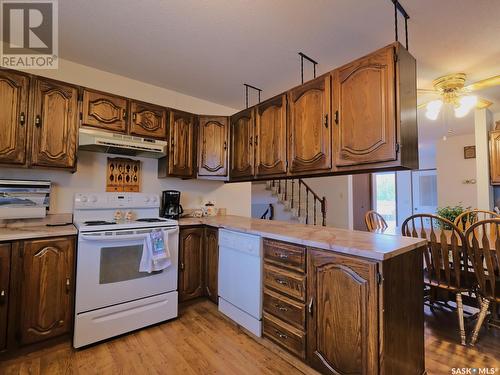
left=178, top=215, right=425, bottom=261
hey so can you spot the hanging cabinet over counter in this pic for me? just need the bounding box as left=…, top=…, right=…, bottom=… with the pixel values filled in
left=228, top=42, right=418, bottom=181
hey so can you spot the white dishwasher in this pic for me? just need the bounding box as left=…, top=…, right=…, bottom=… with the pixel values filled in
left=218, top=229, right=263, bottom=337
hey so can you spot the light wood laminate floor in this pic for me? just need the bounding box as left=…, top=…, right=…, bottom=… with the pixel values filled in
left=1, top=300, right=499, bottom=374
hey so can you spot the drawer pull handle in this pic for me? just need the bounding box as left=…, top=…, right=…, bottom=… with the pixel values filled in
left=275, top=330, right=288, bottom=340
left=35, top=115, right=42, bottom=127
left=0, top=290, right=5, bottom=305
left=276, top=253, right=288, bottom=259
left=66, top=278, right=70, bottom=294
left=275, top=278, right=287, bottom=285
left=275, top=304, right=288, bottom=312
left=20, top=112, right=25, bottom=126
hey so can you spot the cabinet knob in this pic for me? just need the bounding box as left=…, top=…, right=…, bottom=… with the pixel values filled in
left=223, top=141, right=227, bottom=151
left=122, top=108, right=127, bottom=120
left=35, top=115, right=42, bottom=127
left=275, top=330, right=288, bottom=340
left=180, top=262, right=185, bottom=271
left=275, top=278, right=287, bottom=286
left=66, top=278, right=70, bottom=293
left=132, top=113, right=137, bottom=121
left=19, top=112, right=25, bottom=126
left=0, top=290, right=6, bottom=305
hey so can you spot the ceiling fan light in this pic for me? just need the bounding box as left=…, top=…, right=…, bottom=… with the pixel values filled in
left=425, top=99, right=443, bottom=120
left=454, top=95, right=478, bottom=118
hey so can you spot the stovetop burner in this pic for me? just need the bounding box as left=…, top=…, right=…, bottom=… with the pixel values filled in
left=84, top=220, right=117, bottom=226
left=135, top=218, right=168, bottom=223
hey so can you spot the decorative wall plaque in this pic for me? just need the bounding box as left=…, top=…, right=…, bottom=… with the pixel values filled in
left=106, top=157, right=141, bottom=192
left=463, top=146, right=476, bottom=159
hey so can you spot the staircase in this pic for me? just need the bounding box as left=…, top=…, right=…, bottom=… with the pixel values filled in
left=264, top=179, right=327, bottom=226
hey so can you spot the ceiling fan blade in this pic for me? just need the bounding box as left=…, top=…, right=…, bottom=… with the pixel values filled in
left=476, top=98, right=493, bottom=109
left=417, top=101, right=431, bottom=109
left=417, top=88, right=439, bottom=95
left=465, top=75, right=500, bottom=92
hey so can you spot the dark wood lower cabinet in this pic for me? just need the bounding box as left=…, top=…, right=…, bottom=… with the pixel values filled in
left=18, top=237, right=75, bottom=345
left=0, top=236, right=76, bottom=357
left=307, top=249, right=378, bottom=374
left=179, top=226, right=219, bottom=304
left=262, top=239, right=424, bottom=375
left=0, top=243, right=11, bottom=351
left=204, top=227, right=218, bottom=304
left=179, top=228, right=205, bottom=302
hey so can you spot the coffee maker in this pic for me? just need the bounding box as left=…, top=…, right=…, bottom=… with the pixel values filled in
left=160, top=190, right=183, bottom=219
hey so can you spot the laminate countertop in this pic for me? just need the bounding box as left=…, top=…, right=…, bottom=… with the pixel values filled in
left=0, top=224, right=77, bottom=242
left=178, top=215, right=426, bottom=261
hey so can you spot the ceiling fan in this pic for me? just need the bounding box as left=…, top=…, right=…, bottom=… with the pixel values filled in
left=417, top=73, right=499, bottom=120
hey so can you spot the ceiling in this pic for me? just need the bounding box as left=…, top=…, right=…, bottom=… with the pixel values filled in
left=58, top=0, right=500, bottom=112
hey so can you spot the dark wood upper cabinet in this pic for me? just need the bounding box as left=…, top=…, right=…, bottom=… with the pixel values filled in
left=30, top=79, right=79, bottom=169
left=490, top=130, right=500, bottom=184
left=0, top=70, right=29, bottom=165
left=129, top=101, right=167, bottom=140
left=288, top=75, right=332, bottom=174
left=0, top=243, right=10, bottom=351
left=18, top=237, right=74, bottom=346
left=82, top=89, right=128, bottom=133
left=230, top=108, right=255, bottom=179
left=167, top=110, right=197, bottom=178
left=307, top=248, right=378, bottom=375
left=179, top=228, right=204, bottom=302
left=198, top=116, right=228, bottom=177
left=204, top=227, right=218, bottom=304
left=255, top=94, right=287, bottom=177
left=333, top=45, right=397, bottom=167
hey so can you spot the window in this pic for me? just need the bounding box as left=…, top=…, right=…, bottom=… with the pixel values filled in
left=372, top=172, right=396, bottom=228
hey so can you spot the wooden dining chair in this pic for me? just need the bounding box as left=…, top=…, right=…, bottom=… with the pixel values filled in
left=464, top=218, right=500, bottom=345
left=401, top=213, right=471, bottom=345
left=364, top=210, right=388, bottom=232
left=454, top=209, right=500, bottom=233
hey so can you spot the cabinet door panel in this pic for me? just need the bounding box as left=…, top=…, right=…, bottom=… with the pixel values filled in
left=169, top=111, right=196, bottom=178
left=204, top=227, right=218, bottom=303
left=334, top=46, right=396, bottom=166
left=0, top=243, right=11, bottom=350
left=288, top=76, right=331, bottom=173
left=307, top=249, right=378, bottom=375
left=490, top=131, right=500, bottom=184
left=31, top=79, right=79, bottom=169
left=18, top=237, right=74, bottom=345
left=230, top=108, right=254, bottom=179
left=129, top=101, right=167, bottom=139
left=255, top=94, right=287, bottom=176
left=179, top=228, right=204, bottom=302
left=82, top=89, right=128, bottom=133
left=0, top=71, right=29, bottom=165
left=198, top=116, right=228, bottom=177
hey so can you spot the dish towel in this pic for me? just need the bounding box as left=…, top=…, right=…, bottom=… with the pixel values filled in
left=139, top=229, right=172, bottom=273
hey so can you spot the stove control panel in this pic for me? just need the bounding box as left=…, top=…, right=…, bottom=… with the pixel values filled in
left=74, top=193, right=160, bottom=209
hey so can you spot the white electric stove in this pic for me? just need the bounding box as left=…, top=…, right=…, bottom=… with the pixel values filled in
left=73, top=192, right=179, bottom=348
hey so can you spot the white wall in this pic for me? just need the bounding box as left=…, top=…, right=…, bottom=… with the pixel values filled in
left=0, top=59, right=252, bottom=216
left=436, top=133, right=477, bottom=209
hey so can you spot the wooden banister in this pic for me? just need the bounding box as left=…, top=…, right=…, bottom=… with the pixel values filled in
left=270, top=178, right=326, bottom=226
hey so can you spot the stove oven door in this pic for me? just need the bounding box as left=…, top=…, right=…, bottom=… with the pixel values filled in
left=75, top=226, right=178, bottom=313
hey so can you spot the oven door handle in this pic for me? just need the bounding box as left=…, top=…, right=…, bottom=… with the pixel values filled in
left=80, top=228, right=178, bottom=242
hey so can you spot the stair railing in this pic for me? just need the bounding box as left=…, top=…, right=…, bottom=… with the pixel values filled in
left=270, top=179, right=326, bottom=226
left=260, top=203, right=274, bottom=220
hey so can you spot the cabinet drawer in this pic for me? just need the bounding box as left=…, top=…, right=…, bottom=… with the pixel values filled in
left=264, top=264, right=305, bottom=302
left=263, top=289, right=305, bottom=330
left=263, top=239, right=305, bottom=272
left=263, top=312, right=305, bottom=359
